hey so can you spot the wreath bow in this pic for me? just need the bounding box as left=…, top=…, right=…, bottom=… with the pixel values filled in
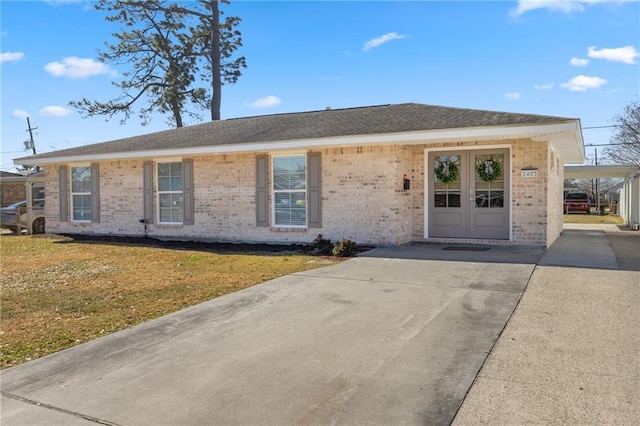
left=484, top=161, right=493, bottom=175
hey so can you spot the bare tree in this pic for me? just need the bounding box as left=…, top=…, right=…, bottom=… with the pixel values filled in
left=604, top=100, right=640, bottom=167
left=69, top=0, right=245, bottom=127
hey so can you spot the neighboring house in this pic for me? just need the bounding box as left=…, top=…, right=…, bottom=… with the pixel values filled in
left=0, top=171, right=26, bottom=207
left=606, top=181, right=624, bottom=204
left=15, top=103, right=584, bottom=248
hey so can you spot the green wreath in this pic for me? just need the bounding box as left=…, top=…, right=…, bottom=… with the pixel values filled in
left=476, top=159, right=502, bottom=182
left=435, top=160, right=459, bottom=184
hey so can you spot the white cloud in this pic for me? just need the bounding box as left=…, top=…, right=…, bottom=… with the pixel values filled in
left=246, top=95, right=282, bottom=109
left=587, top=45, right=639, bottom=64
left=534, top=83, right=555, bottom=90
left=1, top=51, right=25, bottom=63
left=39, top=106, right=71, bottom=117
left=570, top=57, right=589, bottom=66
left=510, top=0, right=624, bottom=16
left=505, top=92, right=522, bottom=100
left=560, top=75, right=607, bottom=91
left=511, top=0, right=585, bottom=16
left=321, top=76, right=340, bottom=81
left=44, top=57, right=116, bottom=79
left=12, top=110, right=29, bottom=119
left=363, top=32, right=407, bottom=51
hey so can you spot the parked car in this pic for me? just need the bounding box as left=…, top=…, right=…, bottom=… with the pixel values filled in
left=0, top=199, right=45, bottom=234
left=564, top=192, right=591, bottom=214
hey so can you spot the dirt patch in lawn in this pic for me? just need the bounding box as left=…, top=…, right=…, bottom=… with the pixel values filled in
left=0, top=234, right=345, bottom=369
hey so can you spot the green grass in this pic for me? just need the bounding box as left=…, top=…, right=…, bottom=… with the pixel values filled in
left=0, top=235, right=340, bottom=369
left=563, top=213, right=624, bottom=224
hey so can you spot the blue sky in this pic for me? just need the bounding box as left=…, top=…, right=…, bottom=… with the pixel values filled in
left=1, top=0, right=639, bottom=172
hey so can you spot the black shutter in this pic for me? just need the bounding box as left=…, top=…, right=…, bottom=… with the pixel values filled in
left=183, top=159, right=194, bottom=225
left=90, top=163, right=100, bottom=223
left=143, top=161, right=154, bottom=224
left=307, top=152, right=322, bottom=228
left=59, top=165, right=68, bottom=222
left=256, top=155, right=268, bottom=227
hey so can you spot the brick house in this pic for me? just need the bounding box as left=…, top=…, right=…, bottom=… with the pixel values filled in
left=15, top=103, right=584, bottom=247
left=0, top=171, right=27, bottom=207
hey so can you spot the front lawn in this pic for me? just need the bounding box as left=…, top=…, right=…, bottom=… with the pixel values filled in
left=0, top=234, right=339, bottom=369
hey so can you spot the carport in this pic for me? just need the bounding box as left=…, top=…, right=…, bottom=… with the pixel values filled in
left=24, top=172, right=45, bottom=234
left=565, top=164, right=640, bottom=229
left=0, top=171, right=45, bottom=235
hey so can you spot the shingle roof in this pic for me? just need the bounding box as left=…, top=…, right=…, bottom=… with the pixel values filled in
left=18, top=103, right=575, bottom=161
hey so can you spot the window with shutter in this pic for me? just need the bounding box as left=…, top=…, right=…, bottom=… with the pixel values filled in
left=272, top=155, right=307, bottom=227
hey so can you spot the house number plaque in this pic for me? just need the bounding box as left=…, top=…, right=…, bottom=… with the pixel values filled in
left=521, top=169, right=538, bottom=178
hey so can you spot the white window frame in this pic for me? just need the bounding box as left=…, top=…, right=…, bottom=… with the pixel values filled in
left=156, top=160, right=184, bottom=225
left=272, top=154, right=307, bottom=228
left=70, top=164, right=91, bottom=222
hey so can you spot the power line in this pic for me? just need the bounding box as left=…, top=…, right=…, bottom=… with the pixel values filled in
left=585, top=142, right=635, bottom=147
left=581, top=125, right=620, bottom=130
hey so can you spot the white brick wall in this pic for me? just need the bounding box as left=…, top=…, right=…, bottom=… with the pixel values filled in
left=321, top=146, right=407, bottom=245
left=546, top=147, right=564, bottom=247
left=511, top=140, right=552, bottom=246
left=43, top=139, right=561, bottom=247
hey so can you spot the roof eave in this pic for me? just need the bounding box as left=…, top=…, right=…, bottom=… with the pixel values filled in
left=15, top=120, right=583, bottom=166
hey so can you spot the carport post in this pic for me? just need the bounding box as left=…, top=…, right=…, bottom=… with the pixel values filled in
left=25, top=181, right=33, bottom=235
left=595, top=149, right=600, bottom=214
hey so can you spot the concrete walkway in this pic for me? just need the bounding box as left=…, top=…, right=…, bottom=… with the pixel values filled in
left=453, top=225, right=640, bottom=425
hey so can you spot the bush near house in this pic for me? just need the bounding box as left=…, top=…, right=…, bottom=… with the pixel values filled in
left=332, top=239, right=359, bottom=257
left=310, top=234, right=334, bottom=255
left=310, top=234, right=360, bottom=257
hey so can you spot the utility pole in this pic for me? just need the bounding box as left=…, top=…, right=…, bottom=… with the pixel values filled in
left=26, top=117, right=37, bottom=155
left=595, top=148, right=600, bottom=214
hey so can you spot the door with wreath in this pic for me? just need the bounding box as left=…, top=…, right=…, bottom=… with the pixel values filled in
left=427, top=149, right=509, bottom=240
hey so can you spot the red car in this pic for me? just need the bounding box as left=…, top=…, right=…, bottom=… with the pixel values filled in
left=564, top=192, right=591, bottom=214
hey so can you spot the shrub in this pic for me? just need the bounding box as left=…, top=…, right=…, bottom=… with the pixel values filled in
left=332, top=239, right=358, bottom=257
left=311, top=234, right=333, bottom=255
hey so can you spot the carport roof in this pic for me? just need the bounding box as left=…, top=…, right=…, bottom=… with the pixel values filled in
left=565, top=164, right=639, bottom=179
left=0, top=170, right=44, bottom=183
left=15, top=103, right=584, bottom=165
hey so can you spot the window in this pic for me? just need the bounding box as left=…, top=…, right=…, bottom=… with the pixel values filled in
left=273, top=155, right=306, bottom=227
left=71, top=166, right=91, bottom=221
left=157, top=162, right=184, bottom=223
left=474, top=153, right=504, bottom=208
left=434, top=155, right=461, bottom=208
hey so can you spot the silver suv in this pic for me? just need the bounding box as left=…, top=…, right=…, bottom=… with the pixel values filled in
left=0, top=199, right=46, bottom=234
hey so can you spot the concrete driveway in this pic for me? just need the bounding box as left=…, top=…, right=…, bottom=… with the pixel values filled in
left=1, top=245, right=542, bottom=425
